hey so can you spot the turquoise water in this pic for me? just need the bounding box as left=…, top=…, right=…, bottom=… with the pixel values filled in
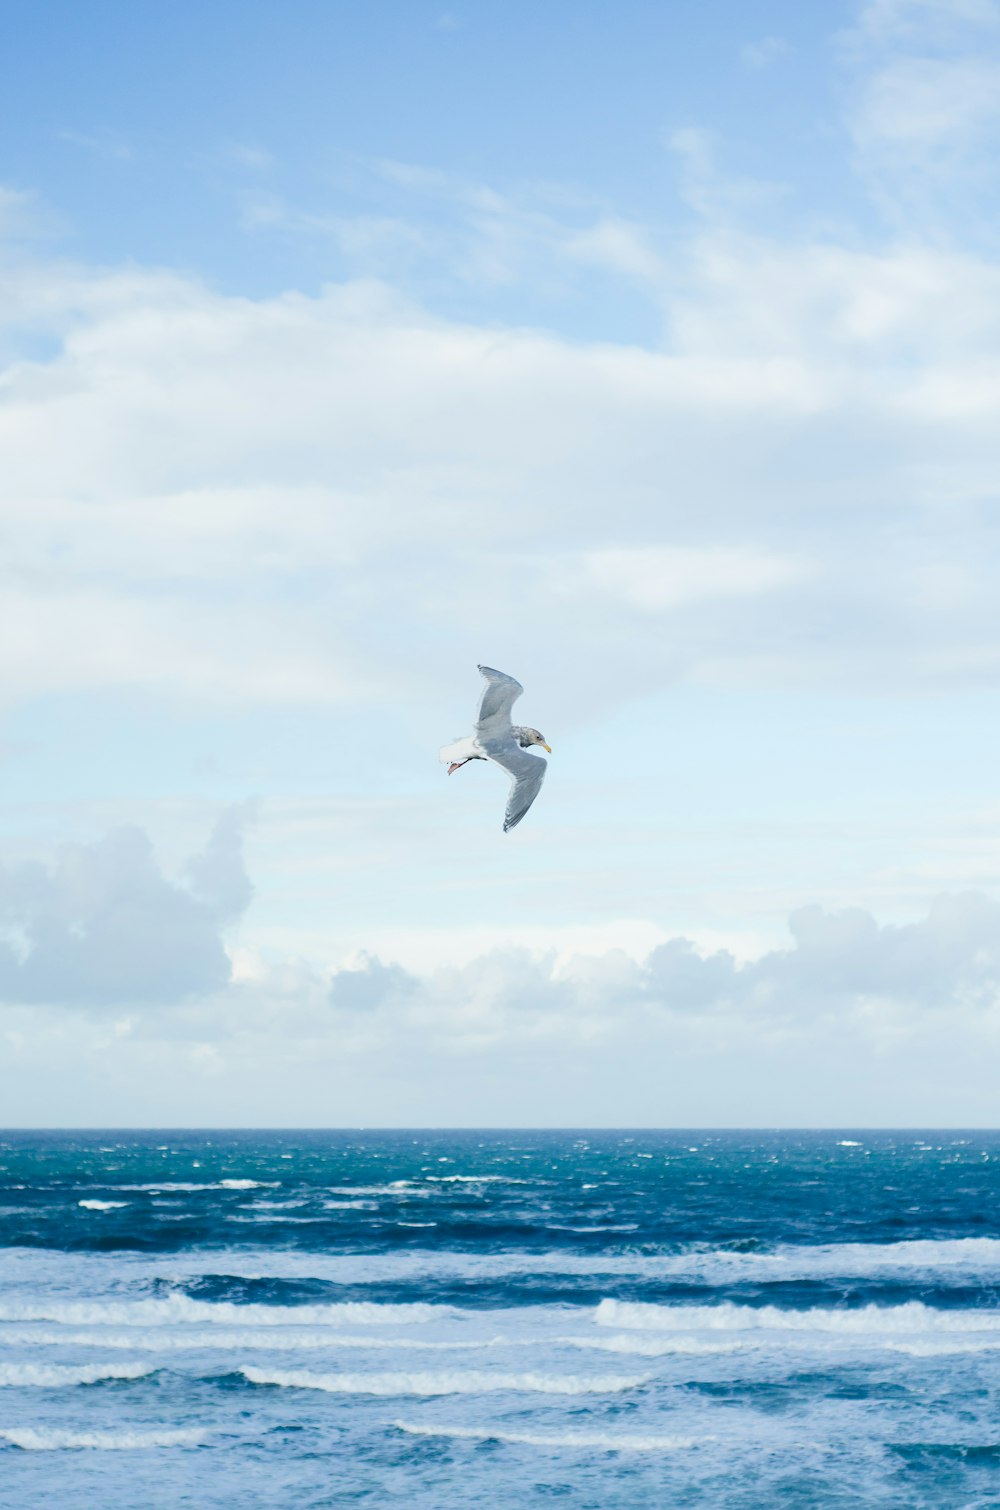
left=1, top=1130, right=999, bottom=1507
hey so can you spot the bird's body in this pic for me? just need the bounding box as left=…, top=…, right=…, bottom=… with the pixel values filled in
left=440, top=666, right=551, bottom=832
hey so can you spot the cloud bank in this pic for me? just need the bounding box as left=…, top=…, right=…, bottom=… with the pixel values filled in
left=0, top=813, right=252, bottom=1006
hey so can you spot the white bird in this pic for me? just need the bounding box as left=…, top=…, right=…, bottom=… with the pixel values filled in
left=440, top=665, right=551, bottom=832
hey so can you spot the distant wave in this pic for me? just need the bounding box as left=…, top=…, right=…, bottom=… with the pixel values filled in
left=0, top=1326, right=494, bottom=1353
left=81, top=1181, right=276, bottom=1193
left=596, top=1299, right=1000, bottom=1335
left=0, top=1297, right=444, bottom=1327
left=0, top=1325, right=745, bottom=1358
left=326, top=1184, right=431, bottom=1197
left=885, top=1338, right=1000, bottom=1356
left=241, top=1366, right=650, bottom=1396
left=77, top=1200, right=128, bottom=1212
left=0, top=1426, right=205, bottom=1451
left=423, top=1175, right=529, bottom=1184
left=0, top=1362, right=153, bottom=1387
left=393, top=1422, right=699, bottom=1451
left=6, top=1236, right=1000, bottom=1290
left=558, top=1333, right=749, bottom=1356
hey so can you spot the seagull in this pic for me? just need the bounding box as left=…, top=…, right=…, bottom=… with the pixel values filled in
left=440, top=665, right=551, bottom=832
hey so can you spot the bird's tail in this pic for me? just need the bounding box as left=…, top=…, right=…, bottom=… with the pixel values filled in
left=439, top=736, right=476, bottom=765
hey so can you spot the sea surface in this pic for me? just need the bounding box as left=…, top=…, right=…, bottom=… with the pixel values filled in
left=0, top=1131, right=999, bottom=1507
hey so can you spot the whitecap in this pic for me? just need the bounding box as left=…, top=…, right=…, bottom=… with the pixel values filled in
left=557, top=1333, right=749, bottom=1357
left=77, top=1200, right=128, bottom=1212
left=596, top=1298, right=1000, bottom=1335
left=0, top=1296, right=443, bottom=1327
left=424, top=1175, right=525, bottom=1183
left=0, top=1361, right=153, bottom=1387
left=0, top=1326, right=493, bottom=1353
left=0, top=1427, right=205, bottom=1451
left=240, top=1366, right=650, bottom=1396
left=393, top=1422, right=699, bottom=1451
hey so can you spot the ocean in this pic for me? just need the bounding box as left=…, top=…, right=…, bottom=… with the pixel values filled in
left=0, top=1130, right=998, bottom=1507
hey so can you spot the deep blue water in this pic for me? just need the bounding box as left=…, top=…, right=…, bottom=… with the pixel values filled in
left=1, top=1130, right=999, bottom=1507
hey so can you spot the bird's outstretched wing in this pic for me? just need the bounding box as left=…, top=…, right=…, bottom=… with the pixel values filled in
left=487, top=742, right=547, bottom=833
left=474, top=665, right=523, bottom=738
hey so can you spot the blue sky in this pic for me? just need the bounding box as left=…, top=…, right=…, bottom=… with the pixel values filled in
left=4, top=0, right=1000, bottom=1124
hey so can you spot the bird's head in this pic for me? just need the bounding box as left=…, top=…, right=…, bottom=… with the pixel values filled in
left=518, top=726, right=552, bottom=753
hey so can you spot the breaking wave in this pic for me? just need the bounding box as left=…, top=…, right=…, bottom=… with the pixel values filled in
left=596, top=1298, right=1000, bottom=1335
left=393, top=1421, right=700, bottom=1451
left=240, top=1366, right=650, bottom=1396
left=0, top=1362, right=153, bottom=1387
left=0, top=1427, right=206, bottom=1451
left=0, top=1297, right=443, bottom=1327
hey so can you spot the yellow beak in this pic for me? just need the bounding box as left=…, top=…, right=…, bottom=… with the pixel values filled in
left=541, top=743, right=552, bottom=753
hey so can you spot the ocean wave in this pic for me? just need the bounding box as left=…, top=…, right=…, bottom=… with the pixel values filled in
left=0, top=1362, right=153, bottom=1387
left=393, top=1421, right=699, bottom=1451
left=0, top=1326, right=494, bottom=1353
left=0, top=1297, right=443, bottom=1327
left=6, top=1236, right=1000, bottom=1290
left=325, top=1184, right=433, bottom=1198
left=596, top=1298, right=1000, bottom=1335
left=77, top=1200, right=128, bottom=1212
left=423, top=1175, right=528, bottom=1184
left=225, top=1215, right=326, bottom=1225
left=240, top=1366, right=650, bottom=1396
left=557, top=1333, right=749, bottom=1357
left=79, top=1178, right=278, bottom=1193
left=885, top=1339, right=1000, bottom=1356
left=0, top=1426, right=205, bottom=1451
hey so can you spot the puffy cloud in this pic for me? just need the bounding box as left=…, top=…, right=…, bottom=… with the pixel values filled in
left=4, top=889, right=1000, bottom=1124
left=3, top=229, right=1000, bottom=718
left=318, top=889, right=1000, bottom=1036
left=0, top=812, right=252, bottom=1006
left=845, top=0, right=1000, bottom=231
left=328, top=953, right=417, bottom=1011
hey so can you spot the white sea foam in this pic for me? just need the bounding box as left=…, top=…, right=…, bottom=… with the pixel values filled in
left=558, top=1333, right=750, bottom=1357
left=596, top=1299, right=1000, bottom=1335
left=0, top=1327, right=495, bottom=1353
left=6, top=1236, right=999, bottom=1293
left=241, top=1366, right=650, bottom=1396
left=884, top=1339, right=1000, bottom=1357
left=0, top=1361, right=153, bottom=1387
left=0, top=1426, right=206, bottom=1451
left=326, top=1184, right=430, bottom=1197
left=0, top=1297, right=443, bottom=1327
left=393, top=1422, right=699, bottom=1451
left=77, top=1200, right=128, bottom=1212
left=218, top=1179, right=277, bottom=1190
left=423, top=1175, right=525, bottom=1183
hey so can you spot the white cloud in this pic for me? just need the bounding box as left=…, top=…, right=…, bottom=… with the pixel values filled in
left=4, top=219, right=1000, bottom=715
left=855, top=0, right=1000, bottom=42
left=854, top=56, right=1000, bottom=147
left=4, top=888, right=1000, bottom=1124
left=740, top=36, right=791, bottom=70
left=57, top=128, right=134, bottom=163
left=565, top=546, right=808, bottom=613
left=844, top=0, right=1000, bottom=231
left=0, top=812, right=252, bottom=1006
